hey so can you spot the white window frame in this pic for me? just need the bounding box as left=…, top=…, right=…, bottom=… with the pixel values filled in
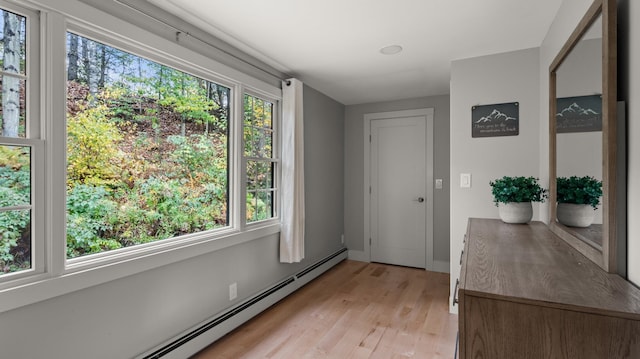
left=0, top=0, right=44, bottom=285
left=241, top=90, right=281, bottom=227
left=61, top=26, right=242, bottom=272
left=0, top=0, right=282, bottom=314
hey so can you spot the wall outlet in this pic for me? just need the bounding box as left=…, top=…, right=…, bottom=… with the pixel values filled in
left=229, top=282, right=237, bottom=301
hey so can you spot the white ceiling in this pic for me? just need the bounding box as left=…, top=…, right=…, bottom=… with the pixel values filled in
left=150, top=0, right=562, bottom=105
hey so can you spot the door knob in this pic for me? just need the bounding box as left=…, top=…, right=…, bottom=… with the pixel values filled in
left=415, top=197, right=425, bottom=203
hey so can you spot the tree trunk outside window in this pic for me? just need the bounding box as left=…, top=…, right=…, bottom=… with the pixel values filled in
left=2, top=11, right=21, bottom=137
left=68, top=33, right=79, bottom=82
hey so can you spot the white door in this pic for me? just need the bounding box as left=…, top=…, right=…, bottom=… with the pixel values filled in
left=370, top=115, right=427, bottom=268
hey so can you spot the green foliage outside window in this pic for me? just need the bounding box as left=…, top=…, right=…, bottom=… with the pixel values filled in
left=0, top=146, right=30, bottom=272
left=0, top=26, right=280, bottom=273
left=67, top=104, right=123, bottom=187
left=244, top=94, right=275, bottom=222
left=61, top=33, right=231, bottom=260
left=0, top=9, right=31, bottom=274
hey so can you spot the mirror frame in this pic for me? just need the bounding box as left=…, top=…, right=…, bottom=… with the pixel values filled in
left=549, top=0, right=617, bottom=272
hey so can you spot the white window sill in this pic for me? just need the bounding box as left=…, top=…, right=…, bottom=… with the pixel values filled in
left=0, top=223, right=280, bottom=314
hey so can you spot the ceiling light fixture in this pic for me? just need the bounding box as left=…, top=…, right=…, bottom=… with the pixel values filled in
left=380, top=45, right=403, bottom=55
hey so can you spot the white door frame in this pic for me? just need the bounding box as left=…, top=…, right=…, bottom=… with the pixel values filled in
left=363, top=108, right=434, bottom=270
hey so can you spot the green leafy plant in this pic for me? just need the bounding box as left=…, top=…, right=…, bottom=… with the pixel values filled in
left=67, top=104, right=123, bottom=187
left=0, top=146, right=32, bottom=271
left=489, top=176, right=548, bottom=206
left=59, top=37, right=234, bottom=261
left=556, top=176, right=602, bottom=209
left=66, top=184, right=120, bottom=258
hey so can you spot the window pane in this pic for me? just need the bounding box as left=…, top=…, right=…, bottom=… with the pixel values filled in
left=0, top=76, right=26, bottom=138
left=246, top=191, right=273, bottom=222
left=246, top=192, right=256, bottom=221
left=260, top=100, right=272, bottom=129
left=251, top=128, right=272, bottom=158
left=255, top=191, right=273, bottom=221
left=243, top=94, right=254, bottom=128
left=0, top=10, right=26, bottom=75
left=243, top=93, right=276, bottom=223
left=243, top=124, right=253, bottom=157
left=0, top=209, right=30, bottom=274
left=0, top=145, right=30, bottom=205
left=257, top=161, right=273, bottom=189
left=247, top=160, right=274, bottom=190
left=243, top=94, right=273, bottom=158
left=247, top=161, right=257, bottom=191
left=0, top=145, right=31, bottom=275
left=66, top=33, right=230, bottom=258
left=0, top=9, right=27, bottom=138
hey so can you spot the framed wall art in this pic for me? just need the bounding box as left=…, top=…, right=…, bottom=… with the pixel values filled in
left=556, top=94, right=602, bottom=133
left=471, top=102, right=519, bottom=138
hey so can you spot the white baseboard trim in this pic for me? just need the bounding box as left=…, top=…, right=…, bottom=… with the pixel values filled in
left=136, top=248, right=348, bottom=359
left=432, top=260, right=450, bottom=273
left=449, top=298, right=459, bottom=314
left=347, top=250, right=368, bottom=262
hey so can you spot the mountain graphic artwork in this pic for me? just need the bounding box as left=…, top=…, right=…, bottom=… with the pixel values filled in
left=475, top=109, right=516, bottom=123
left=557, top=102, right=599, bottom=117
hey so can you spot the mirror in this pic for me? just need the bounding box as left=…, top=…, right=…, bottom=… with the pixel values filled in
left=555, top=17, right=603, bottom=248
left=549, top=0, right=617, bottom=272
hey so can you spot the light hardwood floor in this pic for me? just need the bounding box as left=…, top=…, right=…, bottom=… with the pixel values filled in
left=193, top=260, right=458, bottom=358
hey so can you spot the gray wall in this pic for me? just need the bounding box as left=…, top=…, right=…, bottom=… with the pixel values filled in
left=449, top=48, right=540, bottom=312
left=303, top=85, right=346, bottom=257
left=344, top=96, right=450, bottom=268
left=0, top=86, right=345, bottom=359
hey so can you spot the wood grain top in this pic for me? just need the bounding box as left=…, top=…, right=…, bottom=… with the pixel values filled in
left=461, top=218, right=640, bottom=320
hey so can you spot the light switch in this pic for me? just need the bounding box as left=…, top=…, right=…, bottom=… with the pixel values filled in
left=435, top=179, right=443, bottom=189
left=460, top=173, right=471, bottom=188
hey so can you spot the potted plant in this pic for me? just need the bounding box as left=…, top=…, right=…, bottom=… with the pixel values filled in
left=556, top=175, right=602, bottom=227
left=489, top=176, right=548, bottom=224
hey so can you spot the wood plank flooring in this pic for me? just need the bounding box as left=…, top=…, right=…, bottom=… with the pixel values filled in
left=192, top=260, right=458, bottom=359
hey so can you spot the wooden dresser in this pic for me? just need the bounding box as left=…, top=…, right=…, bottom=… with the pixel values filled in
left=456, top=218, right=640, bottom=359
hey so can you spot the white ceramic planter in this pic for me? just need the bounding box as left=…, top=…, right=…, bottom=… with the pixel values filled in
left=556, top=203, right=595, bottom=228
left=498, top=202, right=533, bottom=224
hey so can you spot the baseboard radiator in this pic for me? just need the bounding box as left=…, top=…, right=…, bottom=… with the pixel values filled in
left=137, top=247, right=348, bottom=359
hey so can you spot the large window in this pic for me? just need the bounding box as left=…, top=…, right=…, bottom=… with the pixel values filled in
left=0, top=7, right=33, bottom=276
left=0, top=0, right=282, bottom=311
left=65, top=33, right=230, bottom=258
left=243, top=93, right=277, bottom=223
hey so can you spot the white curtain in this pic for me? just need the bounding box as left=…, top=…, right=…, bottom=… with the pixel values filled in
left=279, top=78, right=305, bottom=263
